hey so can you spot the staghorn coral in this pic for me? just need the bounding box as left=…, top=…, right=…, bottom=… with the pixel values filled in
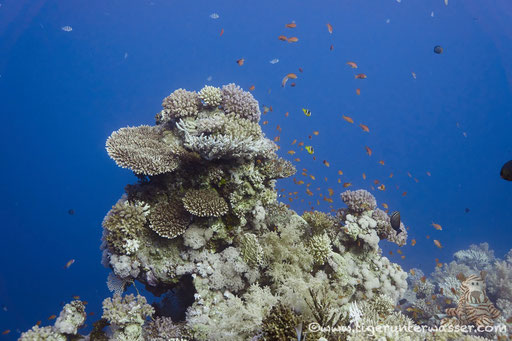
left=148, top=199, right=191, bottom=239
left=182, top=188, right=229, bottom=217
left=221, top=83, right=261, bottom=122
left=161, top=88, right=201, bottom=120
left=198, top=85, right=222, bottom=107
left=106, top=125, right=180, bottom=175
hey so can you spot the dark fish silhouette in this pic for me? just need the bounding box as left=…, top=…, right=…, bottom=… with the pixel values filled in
left=434, top=45, right=443, bottom=54
left=390, top=211, right=401, bottom=234
left=501, top=160, right=512, bottom=181
left=398, top=298, right=407, bottom=305
left=68, top=209, right=75, bottom=215
left=465, top=208, right=470, bottom=213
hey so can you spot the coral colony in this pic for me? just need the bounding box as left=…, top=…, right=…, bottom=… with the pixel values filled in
left=20, top=85, right=510, bottom=340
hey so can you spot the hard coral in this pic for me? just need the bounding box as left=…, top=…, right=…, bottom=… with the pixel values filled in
left=106, top=125, right=180, bottom=175
left=161, top=88, right=201, bottom=120
left=341, top=189, right=377, bottom=213
left=221, top=83, right=261, bottom=122
left=182, top=188, right=229, bottom=217
left=148, top=199, right=191, bottom=239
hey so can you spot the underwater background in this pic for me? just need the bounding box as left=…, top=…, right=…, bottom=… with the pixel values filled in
left=1, top=0, right=511, bottom=339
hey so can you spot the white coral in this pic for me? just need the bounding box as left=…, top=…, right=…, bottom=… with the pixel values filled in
left=199, top=85, right=222, bottom=107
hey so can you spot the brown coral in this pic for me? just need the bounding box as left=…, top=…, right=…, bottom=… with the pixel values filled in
left=148, top=200, right=191, bottom=239
left=106, top=125, right=180, bottom=176
left=221, top=83, right=261, bottom=122
left=161, top=89, right=201, bottom=121
left=182, top=189, right=229, bottom=217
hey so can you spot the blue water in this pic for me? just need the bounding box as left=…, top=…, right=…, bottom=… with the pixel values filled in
left=1, top=0, right=511, bottom=338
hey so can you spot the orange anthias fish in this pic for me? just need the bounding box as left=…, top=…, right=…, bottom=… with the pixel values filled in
left=281, top=73, right=297, bottom=87
left=285, top=22, right=296, bottom=28
left=355, top=73, right=367, bottom=79
left=433, top=240, right=443, bottom=248
left=326, top=23, right=333, bottom=34
left=342, top=115, right=354, bottom=123
left=338, top=170, right=343, bottom=175
left=359, top=124, right=370, bottom=132
left=278, top=35, right=288, bottom=41
left=379, top=160, right=385, bottom=165
left=249, top=85, right=255, bottom=91
left=346, top=61, right=358, bottom=69
left=220, top=28, right=224, bottom=36
left=432, top=222, right=442, bottom=231
left=378, top=184, right=386, bottom=191
left=2, top=330, right=10, bottom=335
left=410, top=269, right=416, bottom=276
left=365, top=146, right=372, bottom=156
left=323, top=160, right=330, bottom=167
left=236, top=58, right=244, bottom=66
left=382, top=203, right=388, bottom=209
left=48, top=314, right=57, bottom=320
left=356, top=88, right=361, bottom=95
left=287, top=37, right=299, bottom=43
left=362, top=173, right=366, bottom=180
left=411, top=239, right=416, bottom=246
left=64, top=259, right=75, bottom=269
left=343, top=182, right=352, bottom=188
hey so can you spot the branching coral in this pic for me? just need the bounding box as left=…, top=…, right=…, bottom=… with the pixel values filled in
left=221, top=83, right=261, bottom=122
left=148, top=199, right=191, bottom=239
left=106, top=125, right=180, bottom=175
left=161, top=88, right=201, bottom=121
left=341, top=189, right=377, bottom=213
left=182, top=188, right=229, bottom=217
left=198, top=85, right=222, bottom=108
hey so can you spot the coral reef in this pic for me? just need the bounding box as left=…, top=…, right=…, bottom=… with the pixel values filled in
left=21, top=84, right=419, bottom=341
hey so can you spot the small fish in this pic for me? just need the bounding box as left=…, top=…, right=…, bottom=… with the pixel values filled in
left=68, top=209, right=75, bottom=215
left=382, top=203, right=388, bottom=209
left=436, top=262, right=443, bottom=268
left=61, top=26, right=73, bottom=32
left=397, top=249, right=403, bottom=255
left=288, top=150, right=295, bottom=155
left=434, top=45, right=443, bottom=54
left=323, top=160, right=330, bottom=167
left=282, top=73, right=297, bottom=87
left=328, top=188, right=334, bottom=196
left=365, top=146, right=372, bottom=156
left=398, top=298, right=407, bottom=305
left=298, top=67, right=303, bottom=73
left=390, top=211, right=401, bottom=234
left=420, top=276, right=426, bottom=283
left=305, top=146, right=314, bottom=154
left=431, top=222, right=442, bottom=231
left=36, top=321, right=41, bottom=326
left=356, top=88, right=361, bottom=95
left=444, top=0, right=448, bottom=5
left=330, top=44, right=333, bottom=51
left=2, top=330, right=10, bottom=335
left=338, top=170, right=343, bottom=175
left=249, top=85, right=255, bottom=91
left=326, top=23, right=333, bottom=34
left=411, top=72, right=417, bottom=79
left=343, top=182, right=352, bottom=188
left=88, top=312, right=95, bottom=316
left=433, top=239, right=442, bottom=248
left=500, top=160, right=512, bottom=181
left=346, top=61, right=358, bottom=69
left=402, top=191, right=407, bottom=196
left=426, top=235, right=430, bottom=239
left=236, top=58, right=244, bottom=66
left=411, top=239, right=416, bottom=246
left=342, top=115, right=354, bottom=123
left=378, top=160, right=385, bottom=165
left=355, top=73, right=367, bottom=79
left=64, top=259, right=75, bottom=269
left=465, top=208, right=470, bottom=213
left=285, top=22, right=296, bottom=28
left=220, top=28, right=224, bottom=36
left=48, top=314, right=57, bottom=320
left=302, top=108, right=311, bottom=116
left=73, top=296, right=80, bottom=300
left=209, top=13, right=220, bottom=19
left=269, top=58, right=279, bottom=64
left=278, top=35, right=288, bottom=41
left=410, top=269, right=416, bottom=276
left=287, top=37, right=299, bottom=43
left=426, top=171, right=431, bottom=176
left=389, top=173, right=394, bottom=178
left=313, top=131, right=319, bottom=135
left=378, top=184, right=385, bottom=191
left=362, top=173, right=366, bottom=180
left=359, top=123, right=370, bottom=133
left=389, top=251, right=393, bottom=255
